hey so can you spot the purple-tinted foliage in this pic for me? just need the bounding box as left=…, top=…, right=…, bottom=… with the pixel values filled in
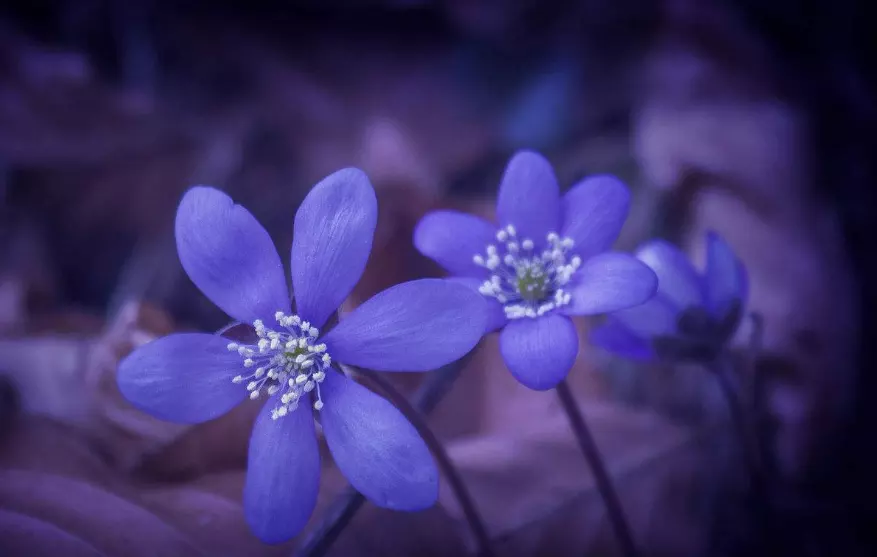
left=117, top=169, right=487, bottom=544
left=590, top=233, right=749, bottom=362
left=414, top=150, right=658, bottom=390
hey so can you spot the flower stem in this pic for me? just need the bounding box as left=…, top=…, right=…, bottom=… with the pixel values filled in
left=295, top=357, right=491, bottom=557
left=711, top=342, right=779, bottom=553
left=555, top=380, right=640, bottom=557
left=0, top=375, right=18, bottom=441
left=745, top=312, right=774, bottom=479
left=294, top=486, right=365, bottom=557
left=361, top=366, right=495, bottom=557
left=712, top=356, right=765, bottom=486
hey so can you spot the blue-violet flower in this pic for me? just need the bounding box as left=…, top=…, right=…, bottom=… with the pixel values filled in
left=414, top=150, right=658, bottom=390
left=117, top=169, right=486, bottom=543
left=590, top=232, right=748, bottom=362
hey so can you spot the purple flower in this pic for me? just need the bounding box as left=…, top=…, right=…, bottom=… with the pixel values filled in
left=117, top=169, right=486, bottom=544
left=413, top=150, right=657, bottom=390
left=590, top=232, right=748, bottom=362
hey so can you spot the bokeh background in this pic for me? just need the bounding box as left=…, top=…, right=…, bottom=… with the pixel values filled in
left=1, top=0, right=875, bottom=555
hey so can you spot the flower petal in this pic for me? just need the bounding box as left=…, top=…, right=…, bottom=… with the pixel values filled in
left=562, top=252, right=658, bottom=315
left=244, top=400, right=320, bottom=544
left=499, top=314, right=578, bottom=390
left=413, top=210, right=496, bottom=277
left=321, top=279, right=486, bottom=372
left=704, top=231, right=748, bottom=317
left=176, top=186, right=290, bottom=325
left=291, top=168, right=378, bottom=329
left=561, top=174, right=631, bottom=259
left=635, top=240, right=704, bottom=310
left=589, top=320, right=656, bottom=361
left=117, top=333, right=247, bottom=424
left=611, top=295, right=679, bottom=338
left=447, top=276, right=507, bottom=333
left=496, top=150, right=561, bottom=244
left=319, top=372, right=437, bottom=510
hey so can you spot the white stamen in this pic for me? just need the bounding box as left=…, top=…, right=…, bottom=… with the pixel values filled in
left=472, top=229, right=580, bottom=320
left=227, top=311, right=335, bottom=420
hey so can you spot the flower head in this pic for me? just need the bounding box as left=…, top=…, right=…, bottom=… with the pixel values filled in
left=117, top=169, right=486, bottom=543
left=414, top=150, right=657, bottom=390
left=589, top=232, right=748, bottom=363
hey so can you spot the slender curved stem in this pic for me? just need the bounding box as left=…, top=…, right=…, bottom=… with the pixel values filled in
left=0, top=375, right=18, bottom=441
left=712, top=357, right=764, bottom=485
left=360, top=367, right=495, bottom=557
left=745, top=312, right=774, bottom=479
left=295, top=357, right=490, bottom=557
left=712, top=345, right=779, bottom=552
left=294, top=486, right=366, bottom=557
left=555, top=380, right=640, bottom=557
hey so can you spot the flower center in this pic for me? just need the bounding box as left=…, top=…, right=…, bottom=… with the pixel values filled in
left=227, top=311, right=332, bottom=420
left=473, top=224, right=582, bottom=319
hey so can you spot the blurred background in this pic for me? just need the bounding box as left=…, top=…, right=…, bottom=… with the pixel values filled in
left=1, top=0, right=875, bottom=555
